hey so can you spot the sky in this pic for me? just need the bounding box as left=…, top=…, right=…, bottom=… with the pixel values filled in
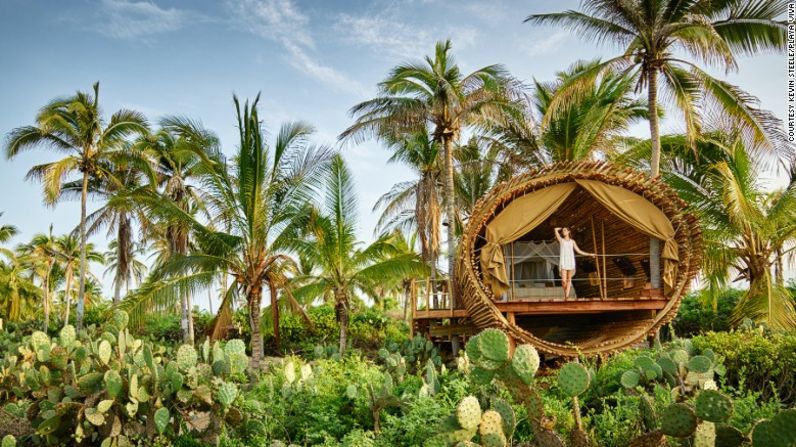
left=0, top=0, right=791, bottom=292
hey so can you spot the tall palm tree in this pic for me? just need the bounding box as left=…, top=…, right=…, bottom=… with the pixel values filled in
left=373, top=128, right=441, bottom=280
left=527, top=0, right=786, bottom=175
left=48, top=235, right=103, bottom=328
left=340, top=40, right=523, bottom=301
left=122, top=95, right=331, bottom=364
left=103, top=239, right=147, bottom=298
left=17, top=229, right=59, bottom=329
left=662, top=133, right=796, bottom=328
left=5, top=82, right=148, bottom=329
left=134, top=117, right=219, bottom=343
left=291, top=155, right=427, bottom=354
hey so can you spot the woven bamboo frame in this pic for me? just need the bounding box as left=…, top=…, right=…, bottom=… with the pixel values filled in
left=456, top=161, right=703, bottom=357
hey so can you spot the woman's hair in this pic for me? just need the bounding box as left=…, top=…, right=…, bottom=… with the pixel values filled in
left=562, top=227, right=571, bottom=234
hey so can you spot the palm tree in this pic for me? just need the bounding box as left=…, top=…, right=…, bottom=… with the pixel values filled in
left=340, top=40, right=523, bottom=301
left=527, top=0, right=786, bottom=175
left=0, top=251, right=40, bottom=322
left=0, top=213, right=17, bottom=244
left=662, top=133, right=796, bottom=329
left=532, top=60, right=649, bottom=162
left=291, top=155, right=428, bottom=354
left=373, top=129, right=441, bottom=281
left=5, top=82, right=148, bottom=329
left=134, top=117, right=219, bottom=343
left=49, top=235, right=103, bottom=329
left=103, top=239, right=147, bottom=298
left=121, top=95, right=331, bottom=364
left=17, top=229, right=59, bottom=329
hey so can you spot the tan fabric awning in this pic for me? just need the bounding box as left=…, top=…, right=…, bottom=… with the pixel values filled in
left=479, top=180, right=679, bottom=297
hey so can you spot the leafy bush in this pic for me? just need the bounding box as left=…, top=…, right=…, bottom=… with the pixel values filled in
left=672, top=288, right=742, bottom=336
left=692, top=330, right=796, bottom=405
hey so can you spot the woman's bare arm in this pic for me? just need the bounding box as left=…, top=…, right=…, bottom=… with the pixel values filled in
left=554, top=227, right=563, bottom=241
left=573, top=241, right=596, bottom=257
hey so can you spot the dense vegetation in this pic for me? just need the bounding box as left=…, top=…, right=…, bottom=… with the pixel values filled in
left=1, top=0, right=795, bottom=445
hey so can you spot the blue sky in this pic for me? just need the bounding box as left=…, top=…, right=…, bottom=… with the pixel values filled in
left=0, top=0, right=789, bottom=287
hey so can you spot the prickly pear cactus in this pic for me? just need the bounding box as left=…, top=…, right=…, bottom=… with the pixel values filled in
left=479, top=410, right=506, bottom=447
left=660, top=403, right=698, bottom=438
left=557, top=363, right=590, bottom=397
left=694, top=389, right=733, bottom=423
left=176, top=344, right=198, bottom=371
left=216, top=380, right=239, bottom=408
left=59, top=325, right=76, bottom=347
left=456, top=396, right=482, bottom=431
left=510, top=344, right=539, bottom=385
left=1, top=435, right=15, bottom=447
left=751, top=408, right=796, bottom=447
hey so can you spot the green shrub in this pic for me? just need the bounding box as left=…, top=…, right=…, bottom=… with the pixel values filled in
left=692, top=330, right=796, bottom=405
left=672, top=288, right=742, bottom=337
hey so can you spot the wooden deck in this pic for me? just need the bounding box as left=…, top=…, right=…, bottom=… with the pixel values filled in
left=413, top=297, right=668, bottom=320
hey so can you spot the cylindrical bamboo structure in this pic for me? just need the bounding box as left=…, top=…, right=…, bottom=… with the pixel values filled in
left=456, top=161, right=703, bottom=356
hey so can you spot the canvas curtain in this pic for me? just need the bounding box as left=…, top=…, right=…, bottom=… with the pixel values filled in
left=480, top=179, right=679, bottom=296
left=574, top=179, right=678, bottom=289
left=480, top=183, right=577, bottom=295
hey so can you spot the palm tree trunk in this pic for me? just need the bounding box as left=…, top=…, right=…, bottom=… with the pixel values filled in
left=113, top=214, right=131, bottom=304
left=443, top=136, right=457, bottom=307
left=335, top=288, right=349, bottom=354
left=62, top=269, right=73, bottom=329
left=647, top=68, right=662, bottom=292
left=43, top=260, right=53, bottom=331
left=249, top=284, right=264, bottom=366
left=186, top=291, right=195, bottom=344
left=270, top=281, right=281, bottom=353
left=775, top=248, right=784, bottom=286
left=75, top=171, right=89, bottom=330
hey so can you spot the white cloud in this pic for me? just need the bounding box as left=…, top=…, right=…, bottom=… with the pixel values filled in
left=521, top=30, right=570, bottom=56
left=334, top=12, right=478, bottom=60
left=224, top=0, right=313, bottom=48
left=225, top=0, right=364, bottom=94
left=96, top=0, right=187, bottom=40
left=283, top=41, right=366, bottom=95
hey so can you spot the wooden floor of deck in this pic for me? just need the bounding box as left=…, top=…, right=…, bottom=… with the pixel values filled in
left=413, top=297, right=668, bottom=319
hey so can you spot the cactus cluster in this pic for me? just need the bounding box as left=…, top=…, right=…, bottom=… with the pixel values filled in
left=464, top=328, right=539, bottom=387
left=621, top=343, right=726, bottom=393
left=0, top=310, right=250, bottom=445
left=438, top=395, right=515, bottom=447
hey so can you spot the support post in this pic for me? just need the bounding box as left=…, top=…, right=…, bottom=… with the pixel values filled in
left=650, top=238, right=661, bottom=290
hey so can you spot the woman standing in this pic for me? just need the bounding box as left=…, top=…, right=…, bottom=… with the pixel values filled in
left=555, top=227, right=596, bottom=300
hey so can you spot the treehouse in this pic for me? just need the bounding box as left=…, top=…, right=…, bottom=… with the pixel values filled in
left=412, top=161, right=702, bottom=357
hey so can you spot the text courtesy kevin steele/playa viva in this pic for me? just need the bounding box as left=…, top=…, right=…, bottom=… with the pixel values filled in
left=788, top=2, right=796, bottom=142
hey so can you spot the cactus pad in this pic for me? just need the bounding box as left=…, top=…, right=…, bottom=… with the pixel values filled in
left=479, top=410, right=503, bottom=436
left=694, top=422, right=716, bottom=447
left=510, top=344, right=539, bottom=385
left=621, top=370, right=641, bottom=389
left=59, top=325, right=76, bottom=347
left=111, top=310, right=129, bottom=329
left=30, top=331, right=50, bottom=351
left=456, top=396, right=482, bottom=431
left=751, top=409, right=796, bottom=447
left=688, top=355, right=712, bottom=373
left=715, top=424, right=745, bottom=447
left=481, top=432, right=507, bottom=447
left=477, top=329, right=510, bottom=364
left=154, top=407, right=170, bottom=434
left=695, top=390, right=733, bottom=422
left=216, top=381, right=238, bottom=408
left=98, top=340, right=112, bottom=365
left=638, top=394, right=658, bottom=433
left=657, top=357, right=677, bottom=376
left=660, top=403, right=698, bottom=438
left=491, top=398, right=515, bottom=439
left=557, top=363, right=590, bottom=397
left=176, top=344, right=198, bottom=371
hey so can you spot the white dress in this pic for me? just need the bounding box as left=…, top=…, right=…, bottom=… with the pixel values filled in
left=559, top=239, right=576, bottom=271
